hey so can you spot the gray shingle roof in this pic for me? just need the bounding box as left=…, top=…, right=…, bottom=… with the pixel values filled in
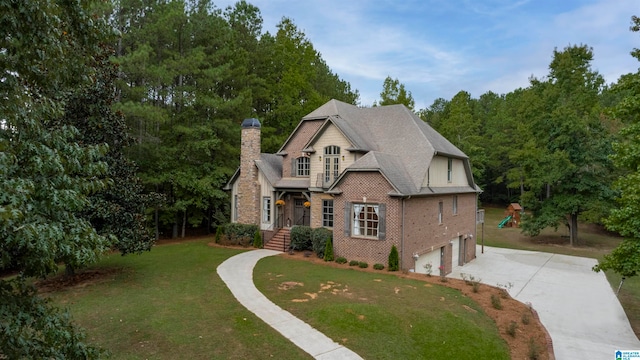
left=254, top=154, right=282, bottom=187
left=303, top=100, right=475, bottom=195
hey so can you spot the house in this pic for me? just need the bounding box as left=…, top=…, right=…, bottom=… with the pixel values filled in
left=224, top=99, right=481, bottom=274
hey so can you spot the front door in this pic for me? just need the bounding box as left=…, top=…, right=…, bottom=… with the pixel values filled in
left=294, top=199, right=310, bottom=226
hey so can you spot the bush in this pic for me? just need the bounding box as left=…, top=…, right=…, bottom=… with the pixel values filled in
left=215, top=226, right=223, bottom=244
left=358, top=261, right=368, bottom=268
left=224, top=223, right=258, bottom=246
left=528, top=337, right=541, bottom=360
left=289, top=226, right=312, bottom=251
left=373, top=263, right=384, bottom=270
left=335, top=257, right=347, bottom=264
left=323, top=238, right=334, bottom=261
left=388, top=245, right=399, bottom=271
left=311, top=227, right=332, bottom=258
left=491, top=294, right=503, bottom=310
left=507, top=320, right=518, bottom=337
left=522, top=313, right=531, bottom=325
left=252, top=230, right=263, bottom=248
left=349, top=260, right=360, bottom=266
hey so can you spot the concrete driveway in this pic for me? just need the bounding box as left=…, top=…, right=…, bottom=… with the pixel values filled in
left=450, top=246, right=640, bottom=360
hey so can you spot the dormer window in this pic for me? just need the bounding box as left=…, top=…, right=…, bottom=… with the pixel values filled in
left=324, top=146, right=340, bottom=185
left=296, top=156, right=310, bottom=177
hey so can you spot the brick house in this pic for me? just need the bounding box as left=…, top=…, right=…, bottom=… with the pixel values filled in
left=225, top=99, right=481, bottom=274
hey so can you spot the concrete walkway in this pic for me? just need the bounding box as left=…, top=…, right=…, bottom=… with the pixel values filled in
left=217, top=249, right=363, bottom=360
left=450, top=246, right=640, bottom=360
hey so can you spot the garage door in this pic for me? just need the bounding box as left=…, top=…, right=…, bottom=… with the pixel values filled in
left=415, top=247, right=442, bottom=275
left=452, top=237, right=460, bottom=267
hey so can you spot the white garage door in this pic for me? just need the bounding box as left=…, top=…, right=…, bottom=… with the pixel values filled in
left=415, top=247, right=442, bottom=275
left=452, top=237, right=460, bottom=267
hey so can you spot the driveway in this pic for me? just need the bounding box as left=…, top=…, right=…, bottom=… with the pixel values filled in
left=450, top=246, right=640, bottom=360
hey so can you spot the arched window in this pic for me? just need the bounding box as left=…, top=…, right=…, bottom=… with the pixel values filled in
left=295, top=156, right=310, bottom=177
left=324, top=146, right=340, bottom=184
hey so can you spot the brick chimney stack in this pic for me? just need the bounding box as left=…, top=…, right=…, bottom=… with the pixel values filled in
left=237, top=118, right=261, bottom=225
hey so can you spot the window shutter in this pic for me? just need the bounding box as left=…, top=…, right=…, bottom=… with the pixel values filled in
left=344, top=201, right=351, bottom=236
left=378, top=203, right=386, bottom=240
left=291, top=158, right=297, bottom=177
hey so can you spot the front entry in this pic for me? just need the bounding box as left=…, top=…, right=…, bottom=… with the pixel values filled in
left=294, top=199, right=310, bottom=226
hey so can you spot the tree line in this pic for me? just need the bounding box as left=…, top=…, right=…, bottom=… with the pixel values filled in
left=2, top=0, right=640, bottom=356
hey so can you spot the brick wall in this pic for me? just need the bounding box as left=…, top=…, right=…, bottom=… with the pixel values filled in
left=237, top=126, right=260, bottom=225
left=333, top=172, right=401, bottom=267
left=403, top=193, right=477, bottom=274
left=332, top=172, right=477, bottom=272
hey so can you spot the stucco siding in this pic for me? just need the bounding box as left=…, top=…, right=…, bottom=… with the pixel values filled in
left=425, top=156, right=468, bottom=187
left=310, top=124, right=354, bottom=187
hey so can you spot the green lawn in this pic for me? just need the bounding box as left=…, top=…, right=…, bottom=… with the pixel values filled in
left=254, top=257, right=509, bottom=360
left=50, top=239, right=509, bottom=359
left=479, top=205, right=640, bottom=338
left=50, top=240, right=312, bottom=360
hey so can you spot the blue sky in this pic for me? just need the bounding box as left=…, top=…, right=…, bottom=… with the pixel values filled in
left=214, top=0, right=639, bottom=110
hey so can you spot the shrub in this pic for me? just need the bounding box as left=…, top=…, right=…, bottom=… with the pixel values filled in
left=289, top=226, right=312, bottom=251
left=215, top=226, right=223, bottom=244
left=358, top=261, right=368, bottom=269
left=491, top=294, right=503, bottom=310
left=323, top=238, right=334, bottom=261
left=388, top=245, right=399, bottom=271
left=528, top=337, right=541, bottom=360
left=349, top=260, right=359, bottom=266
left=224, top=223, right=258, bottom=246
left=252, top=230, right=263, bottom=248
left=311, top=227, right=332, bottom=257
left=335, top=257, right=347, bottom=264
left=507, top=320, right=518, bottom=337
left=373, top=263, right=384, bottom=270
left=522, top=313, right=531, bottom=325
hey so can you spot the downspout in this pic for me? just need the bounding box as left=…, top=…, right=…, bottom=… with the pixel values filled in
left=401, top=197, right=405, bottom=270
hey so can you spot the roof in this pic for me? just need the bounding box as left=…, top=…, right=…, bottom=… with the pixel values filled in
left=226, top=99, right=479, bottom=196
left=304, top=100, right=474, bottom=195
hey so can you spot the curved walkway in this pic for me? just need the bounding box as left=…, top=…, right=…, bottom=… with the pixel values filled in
left=450, top=246, right=640, bottom=360
left=217, top=249, right=363, bottom=360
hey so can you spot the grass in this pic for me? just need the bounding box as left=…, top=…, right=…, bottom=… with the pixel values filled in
left=49, top=240, right=312, bottom=360
left=478, top=204, right=640, bottom=338
left=254, top=256, right=509, bottom=359
left=49, top=238, right=509, bottom=359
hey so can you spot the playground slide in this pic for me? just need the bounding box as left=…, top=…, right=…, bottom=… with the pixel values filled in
left=498, top=215, right=512, bottom=229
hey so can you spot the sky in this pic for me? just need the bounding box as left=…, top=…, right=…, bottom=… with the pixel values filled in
left=213, top=0, right=639, bottom=110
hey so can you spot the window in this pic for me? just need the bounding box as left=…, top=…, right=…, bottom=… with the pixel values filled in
left=322, top=200, right=334, bottom=227
left=453, top=195, right=458, bottom=215
left=353, top=204, right=379, bottom=238
left=438, top=201, right=443, bottom=224
left=447, top=158, right=453, bottom=183
left=324, top=146, right=340, bottom=184
left=262, top=197, right=271, bottom=223
left=296, top=156, right=310, bottom=177
left=234, top=195, right=239, bottom=221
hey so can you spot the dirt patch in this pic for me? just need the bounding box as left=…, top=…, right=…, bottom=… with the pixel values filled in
left=281, top=250, right=554, bottom=360
left=35, top=267, right=126, bottom=293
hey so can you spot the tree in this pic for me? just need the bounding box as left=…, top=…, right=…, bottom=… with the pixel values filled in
left=594, top=16, right=640, bottom=284
left=377, top=76, right=415, bottom=110
left=0, top=0, right=114, bottom=356
left=513, top=45, right=614, bottom=246
left=56, top=45, right=155, bottom=264
left=388, top=245, right=399, bottom=271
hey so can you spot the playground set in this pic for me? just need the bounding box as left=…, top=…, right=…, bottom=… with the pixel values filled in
left=498, top=203, right=522, bottom=228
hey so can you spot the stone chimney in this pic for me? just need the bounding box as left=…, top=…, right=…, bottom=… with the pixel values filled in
left=237, top=118, right=261, bottom=225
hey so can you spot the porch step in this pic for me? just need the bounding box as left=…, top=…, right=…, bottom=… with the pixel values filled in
left=264, top=228, right=290, bottom=252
